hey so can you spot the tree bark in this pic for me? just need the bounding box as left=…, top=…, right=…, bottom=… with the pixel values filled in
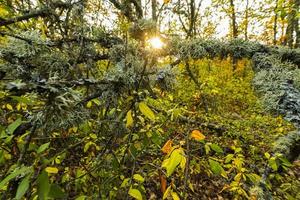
left=244, top=0, right=249, bottom=40
left=273, top=0, right=279, bottom=45
left=285, top=0, right=297, bottom=47
left=295, top=0, right=300, bottom=47
left=229, top=0, right=238, bottom=38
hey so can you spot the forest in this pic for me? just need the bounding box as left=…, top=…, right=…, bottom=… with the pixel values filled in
left=0, top=0, right=300, bottom=199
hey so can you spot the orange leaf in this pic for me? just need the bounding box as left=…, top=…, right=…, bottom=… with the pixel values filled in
left=161, top=140, right=172, bottom=154
left=160, top=174, right=167, bottom=194
left=190, top=130, right=205, bottom=141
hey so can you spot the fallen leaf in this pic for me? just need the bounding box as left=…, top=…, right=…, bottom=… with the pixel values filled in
left=162, top=140, right=172, bottom=154
left=190, top=130, right=205, bottom=141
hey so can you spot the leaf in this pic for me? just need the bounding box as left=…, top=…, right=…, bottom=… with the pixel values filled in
left=269, top=157, right=278, bottom=171
left=133, top=174, right=144, bottom=183
left=7, top=118, right=23, bottom=135
left=225, top=154, right=234, bottom=163
left=84, top=141, right=95, bottom=153
left=15, top=175, right=30, bottom=199
left=48, top=184, right=66, bottom=198
left=86, top=101, right=92, bottom=108
left=162, top=140, right=173, bottom=154
left=190, top=130, right=205, bottom=141
left=209, top=159, right=224, bottom=175
left=246, top=173, right=261, bottom=184
left=6, top=104, right=13, bottom=110
left=171, top=191, right=180, bottom=200
left=160, top=175, right=167, bottom=194
left=121, top=178, right=130, bottom=188
left=0, top=166, right=32, bottom=189
left=279, top=157, right=293, bottom=167
left=163, top=186, right=171, bottom=199
left=210, top=144, right=223, bottom=154
left=75, top=196, right=86, bottom=200
left=126, top=110, right=134, bottom=128
left=138, top=102, right=155, bottom=121
left=45, top=167, right=58, bottom=174
left=37, top=170, right=50, bottom=200
left=162, top=149, right=183, bottom=177
left=180, top=155, right=186, bottom=171
left=37, top=142, right=50, bottom=154
left=128, top=187, right=143, bottom=200
left=264, top=152, right=271, bottom=159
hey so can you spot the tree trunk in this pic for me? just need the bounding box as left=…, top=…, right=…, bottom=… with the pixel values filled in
left=244, top=0, right=249, bottom=40
left=285, top=0, right=296, bottom=47
left=229, top=0, right=238, bottom=38
left=295, top=0, right=300, bottom=47
left=151, top=0, right=157, bottom=23
left=188, top=0, right=196, bottom=37
left=229, top=0, right=238, bottom=71
left=273, top=0, right=279, bottom=45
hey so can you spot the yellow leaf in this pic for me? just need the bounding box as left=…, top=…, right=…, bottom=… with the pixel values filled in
left=171, top=191, right=180, bottom=200
left=163, top=186, right=171, bottom=199
left=16, top=103, right=21, bottom=111
left=45, top=167, right=58, bottom=174
left=162, top=149, right=183, bottom=177
left=162, top=140, right=173, bottom=154
left=180, top=155, right=186, bottom=172
left=126, top=110, right=134, bottom=128
left=86, top=101, right=92, bottom=108
left=138, top=102, right=155, bottom=121
left=190, top=130, right=205, bottom=141
left=6, top=104, right=13, bottom=110
left=164, top=0, right=171, bottom=4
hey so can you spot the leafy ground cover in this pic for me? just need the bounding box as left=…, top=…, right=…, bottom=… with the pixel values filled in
left=2, top=57, right=299, bottom=199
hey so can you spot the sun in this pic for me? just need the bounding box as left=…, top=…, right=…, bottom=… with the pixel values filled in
left=147, top=37, right=164, bottom=49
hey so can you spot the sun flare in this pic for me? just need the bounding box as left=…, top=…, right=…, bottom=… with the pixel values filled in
left=147, top=37, right=164, bottom=49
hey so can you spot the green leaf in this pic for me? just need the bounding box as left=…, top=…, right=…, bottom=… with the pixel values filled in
left=279, top=157, right=293, bottom=167
left=126, top=110, right=134, bottom=128
left=0, top=166, right=32, bottom=189
left=264, top=152, right=271, bottom=159
left=37, top=170, right=50, bottom=200
left=268, top=157, right=278, bottom=171
left=162, top=149, right=183, bottom=177
left=7, top=118, right=23, bottom=135
left=225, top=154, right=234, bottom=163
left=133, top=174, right=144, bottom=183
left=210, top=144, right=223, bottom=154
left=138, top=102, right=155, bottom=121
left=37, top=142, right=50, bottom=154
left=75, top=196, right=86, bottom=200
left=15, top=175, right=31, bottom=199
left=11, top=96, right=33, bottom=104
left=246, top=173, right=261, bottom=184
left=120, top=178, right=130, bottom=188
left=128, top=187, right=143, bottom=200
left=209, top=159, right=224, bottom=175
left=48, top=184, right=66, bottom=198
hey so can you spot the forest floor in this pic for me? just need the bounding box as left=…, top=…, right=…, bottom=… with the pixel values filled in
left=142, top=58, right=300, bottom=199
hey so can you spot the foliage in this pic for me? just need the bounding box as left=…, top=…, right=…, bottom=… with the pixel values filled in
left=0, top=0, right=300, bottom=199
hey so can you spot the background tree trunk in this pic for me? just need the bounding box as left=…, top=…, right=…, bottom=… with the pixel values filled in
left=229, top=0, right=238, bottom=38
left=273, top=0, right=279, bottom=45
left=244, top=0, right=249, bottom=40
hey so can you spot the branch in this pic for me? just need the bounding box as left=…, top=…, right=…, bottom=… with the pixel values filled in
left=0, top=8, right=51, bottom=27
left=0, top=1, right=73, bottom=27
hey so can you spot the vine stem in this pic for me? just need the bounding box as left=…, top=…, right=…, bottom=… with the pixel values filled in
left=184, top=126, right=191, bottom=199
left=16, top=122, right=38, bottom=166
